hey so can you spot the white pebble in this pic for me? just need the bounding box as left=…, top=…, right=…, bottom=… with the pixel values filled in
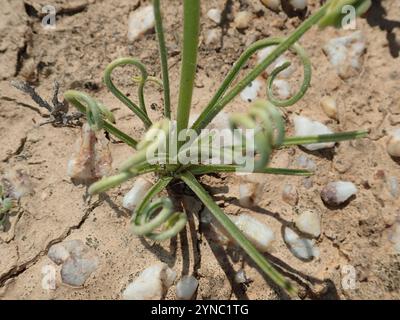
left=239, top=183, right=259, bottom=208
left=209, top=111, right=230, bottom=130
left=48, top=243, right=71, bottom=265
left=176, top=275, right=198, bottom=300
left=123, top=263, right=176, bottom=300
left=199, top=207, right=214, bottom=224
left=289, top=0, right=308, bottom=10
left=260, top=0, right=281, bottom=11
left=240, top=79, right=262, bottom=103
left=4, top=170, right=34, bottom=200
left=257, top=46, right=275, bottom=64
left=320, top=96, right=338, bottom=120
left=284, top=227, right=319, bottom=260
left=303, top=177, right=313, bottom=189
left=295, top=210, right=321, bottom=238
left=190, top=111, right=230, bottom=131
left=273, top=79, right=291, bottom=99
left=207, top=8, right=222, bottom=24
left=61, top=256, right=99, bottom=287
left=323, top=31, right=366, bottom=79
left=257, top=47, right=295, bottom=78
left=282, top=184, right=299, bottom=206
left=293, top=116, right=335, bottom=151
left=48, top=239, right=93, bottom=265
left=321, top=181, right=357, bottom=205
left=387, top=129, right=400, bottom=158
left=234, top=269, right=248, bottom=284
left=234, top=11, right=252, bottom=29
left=128, top=5, right=155, bottom=42
left=123, top=178, right=153, bottom=211
left=49, top=240, right=99, bottom=287
left=296, top=154, right=317, bottom=171
left=231, top=214, right=274, bottom=252
left=205, top=28, right=221, bottom=46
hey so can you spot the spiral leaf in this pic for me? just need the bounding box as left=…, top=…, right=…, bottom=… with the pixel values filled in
left=64, top=90, right=138, bottom=148
left=192, top=38, right=312, bottom=132
left=131, top=177, right=187, bottom=241
left=104, top=57, right=152, bottom=128
left=229, top=100, right=285, bottom=170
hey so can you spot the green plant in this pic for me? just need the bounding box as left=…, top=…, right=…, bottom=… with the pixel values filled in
left=0, top=185, right=12, bottom=229
left=64, top=0, right=371, bottom=296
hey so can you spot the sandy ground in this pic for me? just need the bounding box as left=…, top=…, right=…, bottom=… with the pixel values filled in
left=0, top=0, right=399, bottom=300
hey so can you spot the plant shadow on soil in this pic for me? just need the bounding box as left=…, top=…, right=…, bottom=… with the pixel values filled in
left=367, top=0, right=400, bottom=58
left=198, top=194, right=340, bottom=299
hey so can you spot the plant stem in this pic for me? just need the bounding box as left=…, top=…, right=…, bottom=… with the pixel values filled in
left=153, top=0, right=171, bottom=119
left=88, top=165, right=158, bottom=195
left=180, top=171, right=298, bottom=297
left=64, top=90, right=138, bottom=148
left=176, top=0, right=200, bottom=138
left=104, top=58, right=152, bottom=128
left=102, top=122, right=138, bottom=149
left=282, top=130, right=368, bottom=147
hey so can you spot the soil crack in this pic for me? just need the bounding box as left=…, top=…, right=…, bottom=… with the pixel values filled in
left=0, top=199, right=101, bottom=287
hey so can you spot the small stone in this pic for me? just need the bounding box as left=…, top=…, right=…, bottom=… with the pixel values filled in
left=234, top=11, right=252, bottom=30
left=293, top=116, right=335, bottom=151
left=295, top=210, right=321, bottom=238
left=234, top=269, right=248, bottom=284
left=239, top=183, right=260, bottom=208
left=289, top=0, right=308, bottom=10
left=230, top=214, right=275, bottom=252
left=48, top=239, right=91, bottom=265
left=207, top=8, right=222, bottom=24
left=258, top=47, right=295, bottom=78
left=272, top=79, right=291, bottom=99
left=284, top=227, right=319, bottom=260
left=321, top=181, right=357, bottom=206
left=209, top=111, right=230, bottom=130
left=176, top=275, right=198, bottom=300
left=295, top=154, right=317, bottom=171
left=260, top=0, right=281, bottom=12
left=240, top=79, right=262, bottom=103
left=387, top=129, right=400, bottom=158
left=49, top=240, right=99, bottom=287
left=323, top=31, right=366, bottom=79
left=61, top=255, right=99, bottom=287
left=200, top=207, right=214, bottom=225
left=302, top=177, right=313, bottom=189
left=3, top=170, right=34, bottom=200
left=48, top=243, right=71, bottom=265
left=128, top=5, right=155, bottom=42
left=320, top=96, right=338, bottom=120
left=205, top=28, right=222, bottom=46
left=123, top=178, right=153, bottom=211
left=122, top=263, right=176, bottom=300
left=282, top=184, right=299, bottom=206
